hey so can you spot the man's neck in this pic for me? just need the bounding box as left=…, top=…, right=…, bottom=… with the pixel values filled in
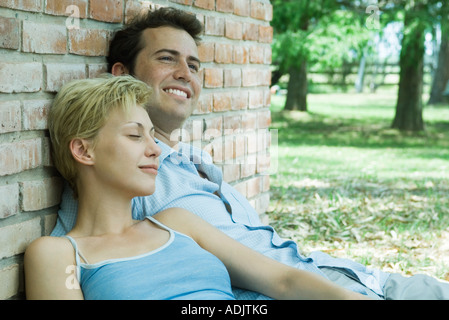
left=154, top=126, right=181, bottom=150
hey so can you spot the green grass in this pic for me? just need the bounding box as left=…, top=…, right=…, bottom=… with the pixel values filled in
left=267, top=92, right=449, bottom=280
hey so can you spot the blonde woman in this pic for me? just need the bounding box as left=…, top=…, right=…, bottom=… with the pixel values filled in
left=24, top=76, right=368, bottom=300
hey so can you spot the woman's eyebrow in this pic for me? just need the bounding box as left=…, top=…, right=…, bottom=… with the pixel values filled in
left=126, top=121, right=155, bottom=134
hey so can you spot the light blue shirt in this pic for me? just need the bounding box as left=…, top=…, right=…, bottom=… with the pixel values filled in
left=51, top=140, right=390, bottom=299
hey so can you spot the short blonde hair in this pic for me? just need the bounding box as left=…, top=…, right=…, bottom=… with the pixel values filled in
left=48, top=75, right=152, bottom=197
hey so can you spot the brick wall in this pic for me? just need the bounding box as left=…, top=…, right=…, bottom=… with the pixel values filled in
left=0, top=0, right=273, bottom=299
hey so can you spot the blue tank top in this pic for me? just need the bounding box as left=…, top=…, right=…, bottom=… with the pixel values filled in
left=64, top=217, right=235, bottom=300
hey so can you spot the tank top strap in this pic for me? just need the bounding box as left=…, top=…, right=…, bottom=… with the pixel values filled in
left=145, top=215, right=173, bottom=233
left=63, top=235, right=90, bottom=265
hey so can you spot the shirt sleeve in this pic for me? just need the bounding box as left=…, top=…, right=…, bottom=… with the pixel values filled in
left=50, top=181, right=78, bottom=237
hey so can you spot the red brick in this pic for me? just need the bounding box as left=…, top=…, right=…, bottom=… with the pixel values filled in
left=125, top=1, right=163, bottom=23
left=264, top=46, right=272, bottom=64
left=0, top=101, right=21, bottom=134
left=234, top=0, right=250, bottom=16
left=0, top=218, right=41, bottom=261
left=194, top=0, right=215, bottom=10
left=246, top=176, right=261, bottom=198
left=243, top=23, right=258, bottom=41
left=0, top=0, right=42, bottom=12
left=22, top=21, right=67, bottom=54
left=225, top=19, right=242, bottom=40
left=249, top=90, right=264, bottom=109
left=45, top=63, right=86, bottom=92
left=251, top=1, right=273, bottom=21
left=42, top=137, right=53, bottom=167
left=233, top=45, right=249, bottom=64
left=260, top=69, right=271, bottom=86
left=0, top=139, right=42, bottom=176
left=232, top=91, right=248, bottom=110
left=45, top=0, right=88, bottom=18
left=233, top=180, right=247, bottom=197
left=170, top=0, right=194, bottom=5
left=213, top=92, right=232, bottom=112
left=198, top=42, right=214, bottom=63
left=241, top=111, right=257, bottom=130
left=241, top=154, right=257, bottom=178
left=209, top=137, right=224, bottom=163
left=20, top=177, right=63, bottom=211
left=0, top=184, right=19, bottom=219
left=215, top=43, right=233, bottom=64
left=257, top=109, right=271, bottom=128
left=257, top=151, right=271, bottom=174
left=203, top=116, right=223, bottom=139
left=193, top=93, right=213, bottom=115
left=88, top=63, right=108, bottom=78
left=257, top=129, right=270, bottom=152
left=90, top=0, right=123, bottom=23
left=22, top=100, right=52, bottom=130
left=242, top=68, right=259, bottom=87
left=258, top=25, right=273, bottom=43
left=0, top=62, right=42, bottom=93
left=223, top=163, right=240, bottom=182
left=223, top=114, right=241, bottom=132
left=69, top=28, right=109, bottom=56
left=250, top=45, right=265, bottom=64
left=205, top=16, right=224, bottom=36
left=224, top=68, right=241, bottom=87
left=0, top=16, right=19, bottom=50
left=204, top=68, right=223, bottom=88
left=234, top=134, right=245, bottom=158
left=216, top=0, right=233, bottom=12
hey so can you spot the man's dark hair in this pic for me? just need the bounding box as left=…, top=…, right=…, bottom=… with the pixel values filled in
left=107, top=7, right=203, bottom=74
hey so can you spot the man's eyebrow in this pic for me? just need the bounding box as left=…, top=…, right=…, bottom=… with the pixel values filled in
left=154, top=49, right=201, bottom=66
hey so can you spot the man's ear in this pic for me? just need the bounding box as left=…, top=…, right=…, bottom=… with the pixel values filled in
left=70, top=138, right=95, bottom=165
left=111, top=62, right=130, bottom=76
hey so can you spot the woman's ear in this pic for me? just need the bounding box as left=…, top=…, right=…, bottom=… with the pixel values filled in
left=111, top=62, right=130, bottom=76
left=70, top=138, right=95, bottom=165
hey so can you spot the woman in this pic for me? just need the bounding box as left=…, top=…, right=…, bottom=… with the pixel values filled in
left=24, top=76, right=368, bottom=300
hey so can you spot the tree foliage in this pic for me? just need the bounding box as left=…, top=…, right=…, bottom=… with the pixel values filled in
left=271, top=0, right=449, bottom=131
left=272, top=0, right=373, bottom=75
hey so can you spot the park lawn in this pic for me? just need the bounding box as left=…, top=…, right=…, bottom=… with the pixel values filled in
left=267, top=92, right=449, bottom=281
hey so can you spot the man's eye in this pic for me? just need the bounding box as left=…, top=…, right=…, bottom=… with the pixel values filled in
left=189, top=64, right=199, bottom=72
left=129, top=135, right=142, bottom=139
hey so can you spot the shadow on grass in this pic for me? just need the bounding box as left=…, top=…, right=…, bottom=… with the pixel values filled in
left=270, top=110, right=449, bottom=160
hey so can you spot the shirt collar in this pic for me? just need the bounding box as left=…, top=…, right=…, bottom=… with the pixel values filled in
left=156, top=139, right=213, bottom=166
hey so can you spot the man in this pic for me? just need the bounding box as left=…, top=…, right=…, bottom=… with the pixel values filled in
left=52, top=7, right=449, bottom=299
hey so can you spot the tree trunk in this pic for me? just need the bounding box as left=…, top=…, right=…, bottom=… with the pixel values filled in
left=285, top=61, right=308, bottom=111
left=392, top=14, right=426, bottom=131
left=355, top=50, right=367, bottom=93
left=428, top=22, right=449, bottom=105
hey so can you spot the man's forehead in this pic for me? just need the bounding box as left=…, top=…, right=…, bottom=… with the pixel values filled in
left=141, top=26, right=198, bottom=52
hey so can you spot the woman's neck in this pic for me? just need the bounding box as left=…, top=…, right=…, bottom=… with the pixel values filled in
left=69, top=188, right=136, bottom=237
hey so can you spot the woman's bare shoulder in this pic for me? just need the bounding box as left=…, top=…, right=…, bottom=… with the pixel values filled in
left=25, top=236, right=74, bottom=265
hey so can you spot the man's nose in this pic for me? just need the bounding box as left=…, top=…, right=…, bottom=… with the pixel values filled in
left=173, top=60, right=192, bottom=82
